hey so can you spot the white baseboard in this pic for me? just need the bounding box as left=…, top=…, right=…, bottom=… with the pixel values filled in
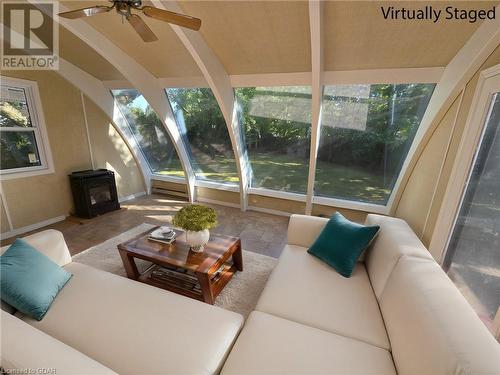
left=248, top=205, right=292, bottom=217
left=118, top=191, right=147, bottom=203
left=1, top=215, right=66, bottom=240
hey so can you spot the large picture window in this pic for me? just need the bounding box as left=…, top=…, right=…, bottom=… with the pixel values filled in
left=315, top=83, right=435, bottom=204
left=1, top=78, right=53, bottom=178
left=235, top=86, right=311, bottom=193
left=111, top=89, right=184, bottom=178
left=166, top=88, right=238, bottom=185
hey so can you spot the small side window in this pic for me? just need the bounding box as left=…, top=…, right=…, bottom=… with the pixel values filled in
left=1, top=77, right=53, bottom=179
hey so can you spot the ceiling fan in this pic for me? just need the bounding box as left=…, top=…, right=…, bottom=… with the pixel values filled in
left=58, top=0, right=201, bottom=42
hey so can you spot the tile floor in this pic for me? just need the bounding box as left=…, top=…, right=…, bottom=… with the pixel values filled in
left=1, top=195, right=289, bottom=258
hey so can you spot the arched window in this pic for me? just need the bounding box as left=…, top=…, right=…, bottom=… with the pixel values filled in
left=111, top=89, right=184, bottom=177
left=166, top=88, right=238, bottom=185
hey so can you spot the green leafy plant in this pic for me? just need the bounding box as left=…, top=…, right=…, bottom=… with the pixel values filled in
left=173, top=204, right=218, bottom=232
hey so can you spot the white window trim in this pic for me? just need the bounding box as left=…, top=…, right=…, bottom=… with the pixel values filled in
left=103, top=68, right=444, bottom=91
left=313, top=196, right=388, bottom=215
left=151, top=174, right=186, bottom=183
left=0, top=76, right=54, bottom=180
left=152, top=173, right=240, bottom=193
left=152, top=174, right=241, bottom=193
left=111, top=79, right=436, bottom=215
left=194, top=178, right=240, bottom=192
left=429, top=63, right=500, bottom=262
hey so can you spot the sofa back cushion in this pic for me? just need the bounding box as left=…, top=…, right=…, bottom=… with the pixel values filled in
left=0, top=229, right=72, bottom=267
left=287, top=215, right=329, bottom=248
left=363, top=214, right=433, bottom=298
left=380, top=256, right=500, bottom=375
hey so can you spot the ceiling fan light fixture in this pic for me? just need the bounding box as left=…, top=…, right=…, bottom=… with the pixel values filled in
left=57, top=0, right=201, bottom=42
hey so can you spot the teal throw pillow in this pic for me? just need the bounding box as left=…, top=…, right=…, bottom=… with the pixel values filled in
left=307, top=212, right=379, bottom=278
left=0, top=239, right=72, bottom=320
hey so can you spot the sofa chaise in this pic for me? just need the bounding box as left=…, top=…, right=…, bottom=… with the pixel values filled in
left=221, top=214, right=500, bottom=374
left=1, top=230, right=243, bottom=374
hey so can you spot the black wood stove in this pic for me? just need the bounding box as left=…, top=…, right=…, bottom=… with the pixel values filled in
left=69, top=169, right=120, bottom=219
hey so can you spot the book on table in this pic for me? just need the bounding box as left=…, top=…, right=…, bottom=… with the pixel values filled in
left=148, top=226, right=182, bottom=245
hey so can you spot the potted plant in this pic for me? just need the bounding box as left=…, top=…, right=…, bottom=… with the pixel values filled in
left=172, top=204, right=218, bottom=252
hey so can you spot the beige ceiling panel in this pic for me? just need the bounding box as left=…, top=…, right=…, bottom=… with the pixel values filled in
left=324, top=1, right=497, bottom=71
left=60, top=1, right=201, bottom=78
left=179, top=1, right=311, bottom=75
left=59, top=25, right=125, bottom=80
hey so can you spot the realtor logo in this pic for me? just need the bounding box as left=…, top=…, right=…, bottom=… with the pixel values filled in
left=1, top=1, right=59, bottom=70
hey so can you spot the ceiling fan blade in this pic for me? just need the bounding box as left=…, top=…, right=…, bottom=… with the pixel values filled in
left=128, top=14, right=158, bottom=43
left=58, top=5, right=112, bottom=19
left=142, top=6, right=201, bottom=31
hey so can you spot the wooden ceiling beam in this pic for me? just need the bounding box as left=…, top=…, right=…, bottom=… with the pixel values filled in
left=305, top=0, right=324, bottom=215
left=152, top=0, right=251, bottom=211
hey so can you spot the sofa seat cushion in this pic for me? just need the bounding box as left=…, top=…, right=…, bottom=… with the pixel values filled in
left=221, top=311, right=397, bottom=375
left=1, top=310, right=116, bottom=374
left=16, top=262, right=244, bottom=375
left=255, top=244, right=390, bottom=350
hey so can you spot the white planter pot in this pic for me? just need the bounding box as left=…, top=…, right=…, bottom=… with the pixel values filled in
left=185, top=229, right=210, bottom=252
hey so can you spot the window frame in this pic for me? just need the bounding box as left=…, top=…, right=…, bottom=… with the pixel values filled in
left=0, top=77, right=54, bottom=180
left=235, top=85, right=314, bottom=195
left=110, top=75, right=437, bottom=215
left=312, top=82, right=435, bottom=209
left=164, top=87, right=240, bottom=186
left=430, top=64, right=500, bottom=263
left=110, top=89, right=185, bottom=181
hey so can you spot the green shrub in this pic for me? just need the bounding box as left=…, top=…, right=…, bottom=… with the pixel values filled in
left=173, top=205, right=218, bottom=232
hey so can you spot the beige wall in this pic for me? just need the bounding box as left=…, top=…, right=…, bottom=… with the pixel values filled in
left=198, top=187, right=240, bottom=205
left=1, top=71, right=145, bottom=235
left=83, top=97, right=145, bottom=199
left=248, top=194, right=305, bottom=215
left=395, top=46, right=500, bottom=247
left=1, top=198, right=11, bottom=234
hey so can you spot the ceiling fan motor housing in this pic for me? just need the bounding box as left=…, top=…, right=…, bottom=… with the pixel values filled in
left=113, top=0, right=143, bottom=8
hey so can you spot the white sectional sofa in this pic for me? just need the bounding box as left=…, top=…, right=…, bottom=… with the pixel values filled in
left=1, top=230, right=243, bottom=375
left=2, top=214, right=500, bottom=374
left=221, top=214, right=500, bottom=375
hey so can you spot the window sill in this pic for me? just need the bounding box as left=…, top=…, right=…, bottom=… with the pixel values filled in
left=195, top=179, right=240, bottom=192
left=313, top=196, right=388, bottom=215
left=151, top=175, right=241, bottom=193
left=151, top=174, right=186, bottom=184
left=0, top=166, right=54, bottom=181
left=150, top=176, right=390, bottom=214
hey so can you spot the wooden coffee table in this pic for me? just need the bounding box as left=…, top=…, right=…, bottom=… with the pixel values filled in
left=117, top=227, right=243, bottom=304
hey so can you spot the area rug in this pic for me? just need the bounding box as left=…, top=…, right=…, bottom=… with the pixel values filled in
left=72, top=223, right=277, bottom=318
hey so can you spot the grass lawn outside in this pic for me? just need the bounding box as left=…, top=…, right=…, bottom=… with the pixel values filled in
left=156, top=151, right=391, bottom=204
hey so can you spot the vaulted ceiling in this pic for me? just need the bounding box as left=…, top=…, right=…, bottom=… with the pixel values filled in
left=323, top=1, right=496, bottom=70
left=57, top=0, right=498, bottom=81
